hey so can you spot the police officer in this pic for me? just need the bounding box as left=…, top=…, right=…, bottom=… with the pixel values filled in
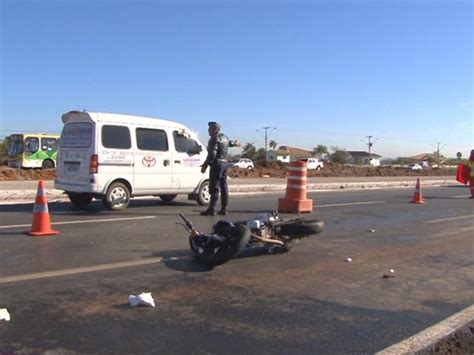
left=200, top=121, right=240, bottom=216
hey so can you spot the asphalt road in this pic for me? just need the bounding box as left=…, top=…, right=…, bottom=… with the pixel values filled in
left=0, top=185, right=473, bottom=354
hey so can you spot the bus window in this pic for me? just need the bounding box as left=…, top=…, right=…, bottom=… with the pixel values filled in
left=41, top=138, right=58, bottom=152
left=25, top=137, right=39, bottom=153
left=7, top=140, right=23, bottom=157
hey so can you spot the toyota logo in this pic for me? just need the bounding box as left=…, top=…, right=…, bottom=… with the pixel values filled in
left=142, top=156, right=156, bottom=167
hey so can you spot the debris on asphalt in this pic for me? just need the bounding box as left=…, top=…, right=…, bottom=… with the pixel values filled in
left=0, top=308, right=11, bottom=321
left=382, top=274, right=395, bottom=278
left=345, top=257, right=352, bottom=262
left=367, top=228, right=375, bottom=233
left=128, top=292, right=155, bottom=308
left=389, top=268, right=395, bottom=274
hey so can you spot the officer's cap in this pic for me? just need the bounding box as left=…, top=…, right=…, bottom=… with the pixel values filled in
left=208, top=121, right=222, bottom=130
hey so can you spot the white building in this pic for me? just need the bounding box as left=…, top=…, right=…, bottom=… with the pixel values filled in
left=266, top=146, right=312, bottom=163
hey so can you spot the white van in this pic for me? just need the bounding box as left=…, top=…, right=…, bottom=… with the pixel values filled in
left=55, top=111, right=210, bottom=210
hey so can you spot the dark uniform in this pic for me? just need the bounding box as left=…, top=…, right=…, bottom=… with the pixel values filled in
left=201, top=122, right=238, bottom=216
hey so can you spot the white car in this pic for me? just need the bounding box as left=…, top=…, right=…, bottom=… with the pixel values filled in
left=409, top=163, right=423, bottom=171
left=300, top=158, right=324, bottom=170
left=230, top=158, right=254, bottom=170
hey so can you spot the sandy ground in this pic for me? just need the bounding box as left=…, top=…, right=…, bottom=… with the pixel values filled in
left=0, top=163, right=456, bottom=181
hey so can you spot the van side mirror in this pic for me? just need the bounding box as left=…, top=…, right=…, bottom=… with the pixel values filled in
left=188, top=145, right=203, bottom=155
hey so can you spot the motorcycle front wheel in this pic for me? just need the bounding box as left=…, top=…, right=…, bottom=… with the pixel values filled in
left=191, top=225, right=251, bottom=267
left=277, top=218, right=325, bottom=238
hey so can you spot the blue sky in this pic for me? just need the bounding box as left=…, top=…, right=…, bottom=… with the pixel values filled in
left=1, top=0, right=472, bottom=158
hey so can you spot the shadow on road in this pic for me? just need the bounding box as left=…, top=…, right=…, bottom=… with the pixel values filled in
left=152, top=250, right=214, bottom=273
left=0, top=198, right=198, bottom=214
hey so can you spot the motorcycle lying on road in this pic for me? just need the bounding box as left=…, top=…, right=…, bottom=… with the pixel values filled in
left=178, top=212, right=324, bottom=267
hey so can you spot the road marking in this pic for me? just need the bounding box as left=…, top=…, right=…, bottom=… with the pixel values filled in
left=317, top=201, right=386, bottom=208
left=377, top=304, right=474, bottom=354
left=425, top=214, right=474, bottom=224
left=0, top=215, right=156, bottom=230
left=0, top=257, right=164, bottom=284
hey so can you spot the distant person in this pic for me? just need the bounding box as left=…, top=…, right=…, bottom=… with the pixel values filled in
left=200, top=121, right=240, bottom=216
left=469, top=149, right=474, bottom=199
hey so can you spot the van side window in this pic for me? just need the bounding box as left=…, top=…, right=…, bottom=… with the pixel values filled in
left=173, top=131, right=200, bottom=154
left=136, top=128, right=168, bottom=151
left=102, top=125, right=131, bottom=149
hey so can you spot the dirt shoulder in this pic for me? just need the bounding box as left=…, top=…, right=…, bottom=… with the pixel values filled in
left=0, top=163, right=456, bottom=182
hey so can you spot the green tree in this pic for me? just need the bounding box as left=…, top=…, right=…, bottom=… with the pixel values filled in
left=254, top=148, right=266, bottom=161
left=329, top=146, right=347, bottom=164
left=269, top=140, right=277, bottom=150
left=394, top=157, right=410, bottom=165
left=0, top=138, right=9, bottom=165
left=312, top=144, right=328, bottom=157
left=241, top=143, right=257, bottom=160
left=331, top=150, right=347, bottom=164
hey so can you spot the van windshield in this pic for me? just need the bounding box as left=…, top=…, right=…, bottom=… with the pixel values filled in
left=60, top=123, right=93, bottom=148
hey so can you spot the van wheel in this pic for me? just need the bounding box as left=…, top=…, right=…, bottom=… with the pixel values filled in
left=196, top=181, right=210, bottom=205
left=42, top=159, right=55, bottom=169
left=68, top=192, right=93, bottom=209
left=103, top=182, right=130, bottom=211
left=159, top=194, right=177, bottom=203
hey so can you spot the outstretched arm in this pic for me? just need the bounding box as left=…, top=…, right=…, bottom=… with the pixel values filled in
left=229, top=139, right=241, bottom=147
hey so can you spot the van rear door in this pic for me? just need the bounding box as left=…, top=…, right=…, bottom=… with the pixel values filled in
left=56, top=121, right=94, bottom=187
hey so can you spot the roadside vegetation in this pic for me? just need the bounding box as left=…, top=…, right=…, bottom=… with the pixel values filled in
left=0, top=162, right=457, bottom=181
left=0, top=139, right=462, bottom=181
left=0, top=138, right=8, bottom=165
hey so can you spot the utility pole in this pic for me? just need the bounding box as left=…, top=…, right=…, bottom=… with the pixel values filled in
left=364, top=136, right=378, bottom=164
left=432, top=142, right=446, bottom=166
left=257, top=126, right=276, bottom=161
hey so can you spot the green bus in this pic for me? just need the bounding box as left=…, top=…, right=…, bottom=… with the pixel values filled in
left=7, top=133, right=60, bottom=169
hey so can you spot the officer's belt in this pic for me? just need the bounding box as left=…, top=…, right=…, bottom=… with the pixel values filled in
left=212, top=159, right=227, bottom=164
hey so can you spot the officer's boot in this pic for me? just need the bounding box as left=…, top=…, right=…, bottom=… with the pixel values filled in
left=201, top=192, right=217, bottom=216
left=200, top=208, right=216, bottom=216
left=218, top=195, right=228, bottom=215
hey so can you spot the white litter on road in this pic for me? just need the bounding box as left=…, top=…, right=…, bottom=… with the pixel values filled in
left=0, top=308, right=11, bottom=321
left=128, top=292, right=155, bottom=308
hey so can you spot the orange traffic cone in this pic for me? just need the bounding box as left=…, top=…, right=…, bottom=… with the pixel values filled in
left=278, top=161, right=313, bottom=214
left=411, top=178, right=425, bottom=204
left=25, top=181, right=59, bottom=236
